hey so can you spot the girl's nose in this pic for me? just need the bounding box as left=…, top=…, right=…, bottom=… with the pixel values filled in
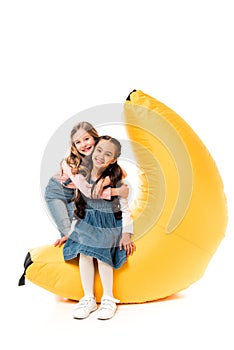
left=98, top=151, right=105, bottom=159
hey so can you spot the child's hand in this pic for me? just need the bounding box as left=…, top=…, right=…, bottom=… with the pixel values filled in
left=92, top=176, right=111, bottom=198
left=119, top=232, right=136, bottom=257
left=54, top=234, right=69, bottom=247
left=117, top=184, right=129, bottom=198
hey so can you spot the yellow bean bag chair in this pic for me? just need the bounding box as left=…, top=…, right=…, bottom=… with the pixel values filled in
left=19, top=90, right=227, bottom=303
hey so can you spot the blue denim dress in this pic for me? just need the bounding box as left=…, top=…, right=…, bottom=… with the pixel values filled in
left=63, top=197, right=127, bottom=269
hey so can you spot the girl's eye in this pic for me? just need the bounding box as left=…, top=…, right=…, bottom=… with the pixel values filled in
left=75, top=141, right=80, bottom=144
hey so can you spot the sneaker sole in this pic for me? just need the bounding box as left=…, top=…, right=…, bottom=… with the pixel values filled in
left=97, top=311, right=116, bottom=320
left=73, top=305, right=98, bottom=319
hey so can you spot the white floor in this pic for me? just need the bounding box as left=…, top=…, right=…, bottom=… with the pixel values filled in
left=2, top=229, right=233, bottom=350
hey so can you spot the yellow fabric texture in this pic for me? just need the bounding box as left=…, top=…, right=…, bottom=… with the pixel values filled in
left=25, top=90, right=227, bottom=303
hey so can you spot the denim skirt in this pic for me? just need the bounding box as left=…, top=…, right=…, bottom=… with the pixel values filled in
left=63, top=198, right=127, bottom=269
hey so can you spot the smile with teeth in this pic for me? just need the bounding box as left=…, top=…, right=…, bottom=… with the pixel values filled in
left=82, top=146, right=92, bottom=153
left=95, top=157, right=104, bottom=165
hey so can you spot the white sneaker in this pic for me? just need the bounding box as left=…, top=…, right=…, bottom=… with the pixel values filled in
left=73, top=296, right=97, bottom=319
left=97, top=296, right=120, bottom=320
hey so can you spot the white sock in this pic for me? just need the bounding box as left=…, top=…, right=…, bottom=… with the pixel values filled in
left=97, top=259, right=114, bottom=298
left=79, top=254, right=95, bottom=298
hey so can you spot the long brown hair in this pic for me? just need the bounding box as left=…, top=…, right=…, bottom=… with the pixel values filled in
left=65, top=121, right=99, bottom=175
left=74, top=136, right=123, bottom=220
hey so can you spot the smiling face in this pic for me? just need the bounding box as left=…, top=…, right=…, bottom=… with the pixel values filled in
left=92, top=139, right=117, bottom=168
left=72, top=128, right=96, bottom=157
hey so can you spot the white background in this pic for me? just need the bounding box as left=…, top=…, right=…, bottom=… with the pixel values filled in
left=1, top=1, right=233, bottom=349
